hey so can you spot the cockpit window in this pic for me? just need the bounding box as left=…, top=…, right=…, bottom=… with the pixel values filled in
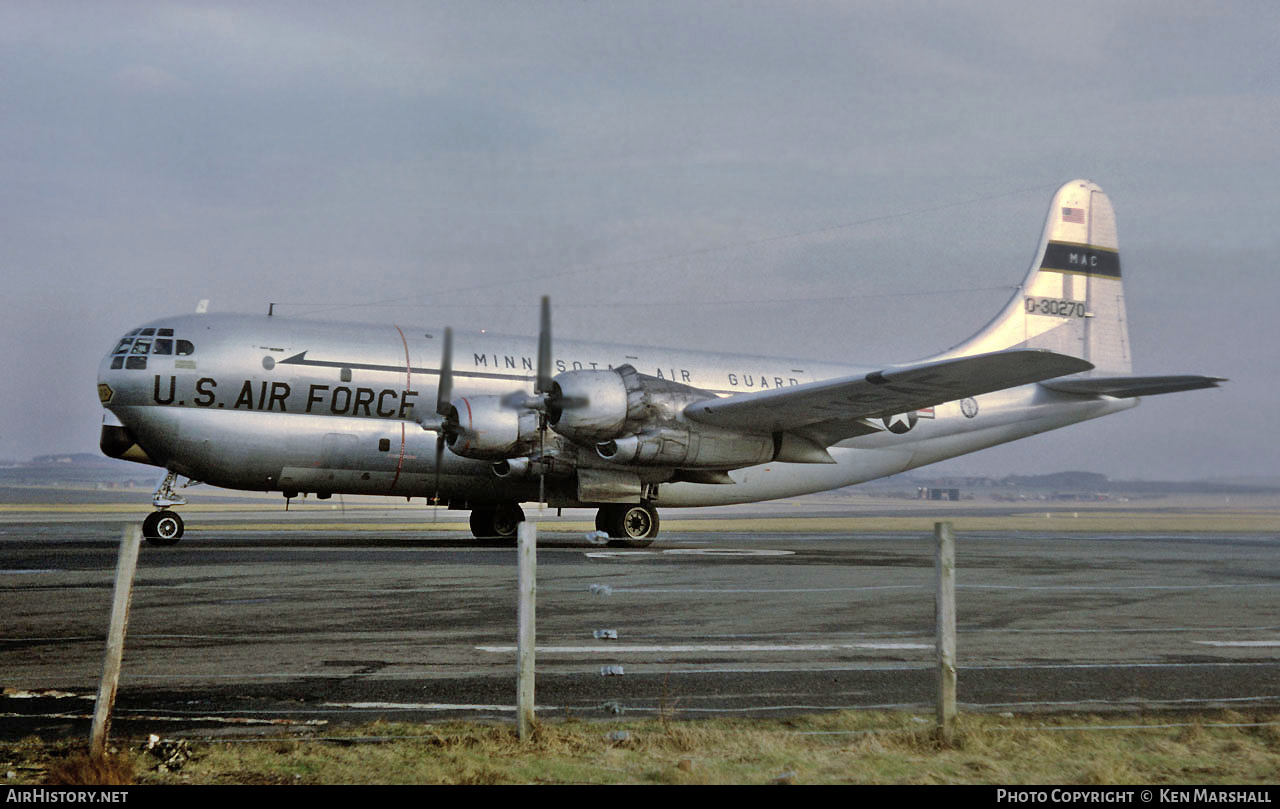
left=110, top=329, right=193, bottom=368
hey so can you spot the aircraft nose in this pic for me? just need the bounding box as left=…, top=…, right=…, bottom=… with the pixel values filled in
left=98, top=335, right=131, bottom=407
left=97, top=352, right=116, bottom=407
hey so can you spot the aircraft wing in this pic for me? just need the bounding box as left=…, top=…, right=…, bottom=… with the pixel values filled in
left=683, top=349, right=1094, bottom=447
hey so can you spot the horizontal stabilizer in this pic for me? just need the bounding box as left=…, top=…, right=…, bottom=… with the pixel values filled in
left=685, top=349, right=1093, bottom=446
left=1041, top=375, right=1225, bottom=398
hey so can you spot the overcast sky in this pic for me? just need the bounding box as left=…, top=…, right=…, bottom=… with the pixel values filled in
left=2, top=1, right=1276, bottom=481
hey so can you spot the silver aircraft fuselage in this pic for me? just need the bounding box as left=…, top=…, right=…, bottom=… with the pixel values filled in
left=97, top=180, right=1221, bottom=546
left=96, top=311, right=1134, bottom=509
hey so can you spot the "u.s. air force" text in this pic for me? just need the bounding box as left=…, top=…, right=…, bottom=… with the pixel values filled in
left=152, top=376, right=418, bottom=418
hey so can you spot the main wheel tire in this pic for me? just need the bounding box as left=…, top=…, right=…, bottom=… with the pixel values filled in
left=143, top=510, right=184, bottom=546
left=470, top=503, right=525, bottom=544
left=491, top=502, right=524, bottom=540
left=601, top=504, right=659, bottom=548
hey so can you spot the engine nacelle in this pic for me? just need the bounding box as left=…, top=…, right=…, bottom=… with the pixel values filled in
left=552, top=364, right=780, bottom=469
left=547, top=368, right=630, bottom=443
left=447, top=396, right=539, bottom=460
left=492, top=457, right=533, bottom=478
left=550, top=364, right=708, bottom=444
left=492, top=454, right=575, bottom=479
left=549, top=364, right=796, bottom=470
left=596, top=427, right=775, bottom=469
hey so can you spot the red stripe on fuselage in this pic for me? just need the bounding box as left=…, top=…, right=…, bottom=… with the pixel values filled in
left=389, top=324, right=412, bottom=495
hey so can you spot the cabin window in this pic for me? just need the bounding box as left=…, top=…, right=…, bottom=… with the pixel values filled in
left=153, top=338, right=173, bottom=355
left=378, top=438, right=391, bottom=452
left=125, top=356, right=147, bottom=370
left=112, top=338, right=133, bottom=355
left=340, top=367, right=352, bottom=382
left=176, top=340, right=195, bottom=356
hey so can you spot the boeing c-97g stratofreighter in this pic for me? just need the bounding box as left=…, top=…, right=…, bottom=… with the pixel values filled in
left=97, top=180, right=1222, bottom=546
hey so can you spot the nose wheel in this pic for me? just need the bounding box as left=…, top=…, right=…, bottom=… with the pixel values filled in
left=597, top=503, right=659, bottom=548
left=142, top=510, right=184, bottom=546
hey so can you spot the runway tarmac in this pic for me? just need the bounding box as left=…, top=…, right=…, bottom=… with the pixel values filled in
left=2, top=504, right=1277, bottom=740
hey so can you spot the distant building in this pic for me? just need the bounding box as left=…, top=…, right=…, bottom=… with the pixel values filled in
left=917, top=487, right=961, bottom=501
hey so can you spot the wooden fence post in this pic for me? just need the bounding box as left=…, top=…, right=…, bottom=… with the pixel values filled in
left=935, top=521, right=957, bottom=744
left=516, top=522, right=537, bottom=741
left=90, top=525, right=142, bottom=758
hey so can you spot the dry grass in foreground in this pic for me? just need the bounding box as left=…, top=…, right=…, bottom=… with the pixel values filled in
left=3, top=710, right=1278, bottom=785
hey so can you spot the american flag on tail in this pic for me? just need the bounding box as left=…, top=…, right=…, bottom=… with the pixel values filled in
left=1061, top=207, right=1086, bottom=224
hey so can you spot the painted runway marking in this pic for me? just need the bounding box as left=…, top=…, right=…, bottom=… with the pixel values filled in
left=0, top=709, right=326, bottom=726
left=585, top=548, right=795, bottom=559
left=1194, top=641, right=1280, bottom=647
left=320, top=702, right=543, bottom=712
left=322, top=706, right=517, bottom=711
left=600, top=585, right=921, bottom=594
left=963, top=583, right=1280, bottom=591
left=662, top=549, right=795, bottom=557
left=476, top=643, right=932, bottom=654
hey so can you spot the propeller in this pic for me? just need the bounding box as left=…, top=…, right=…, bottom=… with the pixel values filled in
left=533, top=296, right=552, bottom=512
left=537, top=295, right=553, bottom=399
left=423, top=298, right=581, bottom=515
left=417, top=326, right=455, bottom=515
left=519, top=296, right=578, bottom=512
left=499, top=296, right=586, bottom=416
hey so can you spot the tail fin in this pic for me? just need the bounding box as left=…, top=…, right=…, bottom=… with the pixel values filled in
left=934, top=179, right=1131, bottom=376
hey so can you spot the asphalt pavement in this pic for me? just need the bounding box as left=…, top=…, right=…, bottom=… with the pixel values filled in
left=2, top=510, right=1277, bottom=740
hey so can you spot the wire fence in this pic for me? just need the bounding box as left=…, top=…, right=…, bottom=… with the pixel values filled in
left=5, top=524, right=1278, bottom=745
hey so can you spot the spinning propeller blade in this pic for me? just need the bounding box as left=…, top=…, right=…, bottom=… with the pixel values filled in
left=436, top=327, right=453, bottom=418
left=536, top=295, right=553, bottom=396
left=431, top=327, right=454, bottom=517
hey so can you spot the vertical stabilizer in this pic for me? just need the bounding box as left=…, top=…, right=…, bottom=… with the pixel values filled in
left=934, top=179, right=1131, bottom=375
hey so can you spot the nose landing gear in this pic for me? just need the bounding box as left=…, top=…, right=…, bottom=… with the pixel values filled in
left=141, top=471, right=194, bottom=547
left=142, top=510, right=184, bottom=546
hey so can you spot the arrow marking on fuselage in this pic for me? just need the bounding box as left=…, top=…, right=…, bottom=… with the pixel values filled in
left=278, top=351, right=529, bottom=384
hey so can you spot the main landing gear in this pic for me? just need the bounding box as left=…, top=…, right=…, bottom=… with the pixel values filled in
left=469, top=502, right=526, bottom=544
left=466, top=501, right=661, bottom=548
left=596, top=503, right=660, bottom=548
